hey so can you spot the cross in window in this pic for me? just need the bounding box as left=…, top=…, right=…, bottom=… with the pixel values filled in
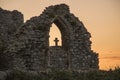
left=54, top=37, right=59, bottom=46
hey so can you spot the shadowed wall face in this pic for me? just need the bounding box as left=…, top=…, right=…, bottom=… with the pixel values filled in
left=0, top=8, right=24, bottom=70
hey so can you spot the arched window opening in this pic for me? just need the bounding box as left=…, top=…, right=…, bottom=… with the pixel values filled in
left=49, top=23, right=62, bottom=46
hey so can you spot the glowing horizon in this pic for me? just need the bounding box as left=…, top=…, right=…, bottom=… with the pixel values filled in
left=0, top=0, right=120, bottom=70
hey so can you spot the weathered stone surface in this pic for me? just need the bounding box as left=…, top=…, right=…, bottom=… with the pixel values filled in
left=0, top=4, right=99, bottom=73
left=0, top=8, right=24, bottom=70
left=0, top=71, right=6, bottom=80
left=48, top=46, right=68, bottom=70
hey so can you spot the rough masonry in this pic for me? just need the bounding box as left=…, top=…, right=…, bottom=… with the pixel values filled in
left=0, top=4, right=99, bottom=72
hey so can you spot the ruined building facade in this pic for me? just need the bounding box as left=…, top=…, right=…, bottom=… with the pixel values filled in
left=0, top=4, right=99, bottom=72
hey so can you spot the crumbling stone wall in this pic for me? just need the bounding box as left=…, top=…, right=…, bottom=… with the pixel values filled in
left=0, top=4, right=99, bottom=72
left=0, top=8, right=24, bottom=70
left=48, top=46, right=67, bottom=70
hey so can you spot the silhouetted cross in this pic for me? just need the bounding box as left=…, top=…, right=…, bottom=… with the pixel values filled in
left=54, top=37, right=59, bottom=46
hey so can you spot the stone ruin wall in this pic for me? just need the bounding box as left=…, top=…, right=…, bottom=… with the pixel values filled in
left=0, top=4, right=99, bottom=72
left=49, top=46, right=67, bottom=70
left=0, top=8, right=24, bottom=70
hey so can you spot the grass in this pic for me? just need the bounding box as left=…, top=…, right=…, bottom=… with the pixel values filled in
left=6, top=67, right=120, bottom=80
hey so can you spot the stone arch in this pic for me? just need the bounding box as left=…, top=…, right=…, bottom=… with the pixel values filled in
left=52, top=16, right=71, bottom=50
left=5, top=4, right=98, bottom=71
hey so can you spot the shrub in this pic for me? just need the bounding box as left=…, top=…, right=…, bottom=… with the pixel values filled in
left=5, top=67, right=120, bottom=80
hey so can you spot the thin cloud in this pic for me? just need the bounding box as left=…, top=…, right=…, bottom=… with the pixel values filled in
left=100, top=56, right=120, bottom=60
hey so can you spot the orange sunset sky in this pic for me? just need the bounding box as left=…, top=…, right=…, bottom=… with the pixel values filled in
left=0, top=0, right=120, bottom=70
